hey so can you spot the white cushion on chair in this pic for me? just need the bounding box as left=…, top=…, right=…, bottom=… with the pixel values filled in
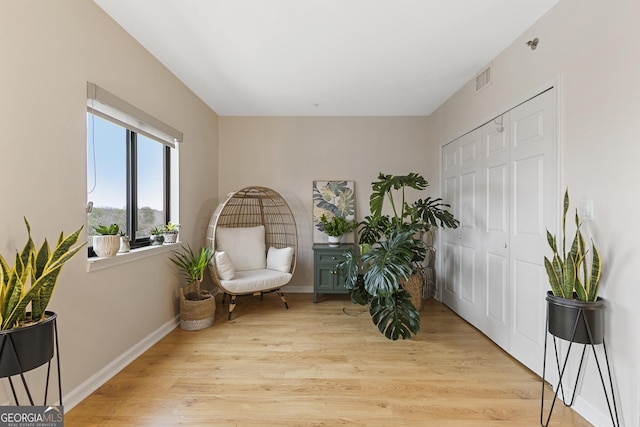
left=214, top=251, right=235, bottom=280
left=216, top=226, right=266, bottom=271
left=266, top=247, right=294, bottom=273
left=220, top=269, right=292, bottom=294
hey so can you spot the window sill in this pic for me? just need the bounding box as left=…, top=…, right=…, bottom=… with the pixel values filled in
left=86, top=242, right=181, bottom=272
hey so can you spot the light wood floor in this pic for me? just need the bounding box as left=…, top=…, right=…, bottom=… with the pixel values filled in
left=66, top=294, right=591, bottom=426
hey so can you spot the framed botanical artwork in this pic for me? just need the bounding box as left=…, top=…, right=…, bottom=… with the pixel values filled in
left=312, top=180, right=355, bottom=243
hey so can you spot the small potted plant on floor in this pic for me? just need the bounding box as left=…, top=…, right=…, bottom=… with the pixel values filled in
left=318, top=214, right=357, bottom=246
left=170, top=245, right=216, bottom=331
left=93, top=223, right=120, bottom=258
left=162, top=222, right=180, bottom=244
left=149, top=226, right=165, bottom=246
left=544, top=189, right=604, bottom=344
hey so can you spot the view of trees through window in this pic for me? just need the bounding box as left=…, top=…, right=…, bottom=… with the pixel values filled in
left=87, top=113, right=167, bottom=246
left=87, top=207, right=164, bottom=241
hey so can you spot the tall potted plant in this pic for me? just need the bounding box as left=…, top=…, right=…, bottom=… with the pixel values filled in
left=339, top=173, right=459, bottom=340
left=540, top=191, right=618, bottom=427
left=544, top=189, right=604, bottom=344
left=0, top=218, right=85, bottom=378
left=170, top=245, right=216, bottom=331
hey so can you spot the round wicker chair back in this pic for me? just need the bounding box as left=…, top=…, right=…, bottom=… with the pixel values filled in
left=206, top=186, right=298, bottom=291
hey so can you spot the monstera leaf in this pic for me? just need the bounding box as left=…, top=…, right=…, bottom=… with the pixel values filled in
left=369, top=289, right=420, bottom=340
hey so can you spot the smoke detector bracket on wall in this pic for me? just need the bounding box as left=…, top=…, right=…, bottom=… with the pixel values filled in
left=526, top=38, right=539, bottom=50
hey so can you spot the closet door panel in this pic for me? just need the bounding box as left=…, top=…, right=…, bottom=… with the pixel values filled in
left=513, top=259, right=545, bottom=342
left=483, top=116, right=510, bottom=349
left=441, top=141, right=461, bottom=305
left=508, top=89, right=556, bottom=376
left=441, top=129, right=484, bottom=326
left=456, top=130, right=484, bottom=325
left=443, top=240, right=459, bottom=295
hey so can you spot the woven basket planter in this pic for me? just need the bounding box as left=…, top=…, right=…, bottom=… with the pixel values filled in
left=179, top=288, right=215, bottom=331
left=402, top=273, right=424, bottom=312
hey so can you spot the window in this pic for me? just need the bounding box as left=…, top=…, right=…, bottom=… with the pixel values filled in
left=86, top=82, right=181, bottom=256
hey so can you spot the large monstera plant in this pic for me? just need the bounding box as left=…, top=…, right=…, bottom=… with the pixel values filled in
left=339, top=173, right=459, bottom=340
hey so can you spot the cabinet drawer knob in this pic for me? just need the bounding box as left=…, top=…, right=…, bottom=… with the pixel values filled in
left=331, top=256, right=337, bottom=260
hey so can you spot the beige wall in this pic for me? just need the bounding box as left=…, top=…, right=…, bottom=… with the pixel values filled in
left=0, top=0, right=218, bottom=406
left=2, top=0, right=637, bottom=424
left=427, top=0, right=640, bottom=424
left=218, top=116, right=431, bottom=289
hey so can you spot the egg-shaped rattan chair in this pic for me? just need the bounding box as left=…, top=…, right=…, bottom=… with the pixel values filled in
left=206, top=186, right=298, bottom=319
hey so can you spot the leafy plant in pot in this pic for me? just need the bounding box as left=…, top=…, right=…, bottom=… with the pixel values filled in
left=318, top=214, right=357, bottom=246
left=544, top=189, right=604, bottom=344
left=170, top=245, right=216, bottom=331
left=93, top=223, right=120, bottom=258
left=0, top=218, right=85, bottom=379
left=162, top=222, right=180, bottom=244
left=339, top=173, right=459, bottom=340
left=149, top=226, right=165, bottom=246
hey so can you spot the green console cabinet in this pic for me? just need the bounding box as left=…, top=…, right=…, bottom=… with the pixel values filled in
left=313, top=243, right=354, bottom=303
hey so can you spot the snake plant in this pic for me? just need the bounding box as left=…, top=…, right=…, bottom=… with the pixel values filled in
left=0, top=218, right=85, bottom=330
left=544, top=189, right=602, bottom=302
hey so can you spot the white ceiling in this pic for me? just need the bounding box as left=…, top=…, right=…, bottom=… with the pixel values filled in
left=93, top=0, right=559, bottom=116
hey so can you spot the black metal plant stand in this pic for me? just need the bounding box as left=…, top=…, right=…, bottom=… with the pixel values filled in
left=0, top=317, right=62, bottom=406
left=540, top=304, right=619, bottom=427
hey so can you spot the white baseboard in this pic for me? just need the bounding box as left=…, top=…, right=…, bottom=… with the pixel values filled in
left=284, top=285, right=312, bottom=293
left=573, top=395, right=614, bottom=427
left=63, top=315, right=179, bottom=411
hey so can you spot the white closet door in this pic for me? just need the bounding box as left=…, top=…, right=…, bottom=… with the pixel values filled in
left=439, top=88, right=556, bottom=376
left=482, top=114, right=511, bottom=350
left=441, top=140, right=460, bottom=306
left=441, top=129, right=484, bottom=326
left=508, top=89, right=556, bottom=376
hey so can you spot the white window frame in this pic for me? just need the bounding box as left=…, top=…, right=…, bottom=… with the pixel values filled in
left=86, top=82, right=181, bottom=271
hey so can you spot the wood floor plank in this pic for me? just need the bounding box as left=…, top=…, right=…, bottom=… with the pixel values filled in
left=66, top=294, right=592, bottom=426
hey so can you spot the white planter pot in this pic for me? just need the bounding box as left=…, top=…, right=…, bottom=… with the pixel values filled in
left=163, top=231, right=179, bottom=244
left=93, top=235, right=121, bottom=258
left=327, top=235, right=342, bottom=247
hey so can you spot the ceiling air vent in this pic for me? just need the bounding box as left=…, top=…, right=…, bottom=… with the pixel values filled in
left=475, top=64, right=492, bottom=93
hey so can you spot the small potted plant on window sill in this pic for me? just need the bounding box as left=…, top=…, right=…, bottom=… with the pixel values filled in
left=162, top=222, right=180, bottom=244
left=318, top=214, right=357, bottom=247
left=149, top=226, right=165, bottom=246
left=93, top=224, right=120, bottom=258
